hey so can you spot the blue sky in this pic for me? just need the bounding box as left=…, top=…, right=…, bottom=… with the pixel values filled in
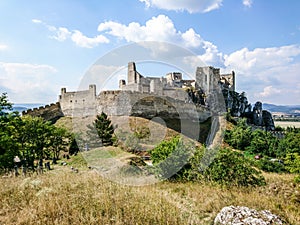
left=0, top=0, right=299, bottom=105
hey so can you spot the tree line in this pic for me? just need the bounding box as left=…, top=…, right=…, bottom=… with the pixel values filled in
left=224, top=118, right=300, bottom=182
left=0, top=93, right=74, bottom=171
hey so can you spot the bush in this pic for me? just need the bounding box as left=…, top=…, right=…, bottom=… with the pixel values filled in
left=253, top=158, right=286, bottom=173
left=149, top=136, right=194, bottom=180
left=150, top=137, right=266, bottom=187
left=285, top=153, right=300, bottom=183
left=124, top=133, right=142, bottom=153
left=192, top=148, right=266, bottom=187
left=224, top=118, right=252, bottom=151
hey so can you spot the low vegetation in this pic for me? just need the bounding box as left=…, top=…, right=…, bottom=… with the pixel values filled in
left=0, top=162, right=299, bottom=224
left=225, top=118, right=300, bottom=182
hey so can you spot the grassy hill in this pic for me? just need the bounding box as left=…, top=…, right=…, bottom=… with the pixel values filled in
left=1, top=115, right=299, bottom=224
left=1, top=159, right=299, bottom=224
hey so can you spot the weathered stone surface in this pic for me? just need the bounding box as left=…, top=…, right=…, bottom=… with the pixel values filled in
left=22, top=102, right=63, bottom=123
left=223, top=90, right=252, bottom=117
left=250, top=101, right=275, bottom=131
left=252, top=101, right=263, bottom=126
left=262, top=110, right=275, bottom=131
left=214, top=206, right=283, bottom=225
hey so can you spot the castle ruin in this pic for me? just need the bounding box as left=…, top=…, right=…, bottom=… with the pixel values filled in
left=23, top=61, right=274, bottom=131
left=55, top=62, right=236, bottom=120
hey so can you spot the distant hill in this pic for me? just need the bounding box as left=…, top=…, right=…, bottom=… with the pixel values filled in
left=263, top=103, right=300, bottom=115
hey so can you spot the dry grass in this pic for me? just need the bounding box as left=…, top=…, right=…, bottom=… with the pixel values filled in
left=1, top=160, right=299, bottom=225
left=3, top=117, right=296, bottom=224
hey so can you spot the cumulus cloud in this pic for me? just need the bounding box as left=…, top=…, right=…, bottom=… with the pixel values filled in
left=98, top=15, right=203, bottom=48
left=223, top=45, right=300, bottom=104
left=243, top=0, right=253, bottom=8
left=224, top=45, right=300, bottom=74
left=71, top=30, right=109, bottom=48
left=49, top=27, right=71, bottom=42
left=258, top=86, right=281, bottom=97
left=0, top=62, right=58, bottom=103
left=32, top=19, right=109, bottom=48
left=139, top=0, right=223, bottom=13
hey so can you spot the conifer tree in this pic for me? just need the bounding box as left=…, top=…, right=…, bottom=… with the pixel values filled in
left=87, top=112, right=114, bottom=147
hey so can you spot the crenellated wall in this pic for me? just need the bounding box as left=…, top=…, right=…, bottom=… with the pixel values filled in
left=22, top=102, right=63, bottom=122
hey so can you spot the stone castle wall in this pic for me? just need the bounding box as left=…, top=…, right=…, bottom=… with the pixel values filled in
left=22, top=102, right=63, bottom=122
left=96, top=90, right=211, bottom=122
left=59, top=84, right=97, bottom=117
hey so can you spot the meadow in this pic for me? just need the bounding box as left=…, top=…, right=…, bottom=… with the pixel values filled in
left=1, top=154, right=299, bottom=225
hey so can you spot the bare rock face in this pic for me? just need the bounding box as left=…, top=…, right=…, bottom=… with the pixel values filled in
left=262, top=110, right=275, bottom=131
left=214, top=206, right=283, bottom=225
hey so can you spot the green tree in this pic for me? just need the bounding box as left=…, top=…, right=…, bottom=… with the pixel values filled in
left=277, top=131, right=300, bottom=157
left=224, top=118, right=252, bottom=150
left=0, top=93, right=72, bottom=171
left=69, top=134, right=80, bottom=155
left=285, top=153, right=300, bottom=183
left=245, top=129, right=278, bottom=157
left=87, top=112, right=114, bottom=147
left=48, top=126, right=70, bottom=160
left=0, top=113, right=21, bottom=169
left=0, top=93, right=13, bottom=116
left=0, top=94, right=20, bottom=169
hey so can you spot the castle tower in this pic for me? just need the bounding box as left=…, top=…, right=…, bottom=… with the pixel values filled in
left=195, top=66, right=220, bottom=94
left=231, top=71, right=235, bottom=91
left=89, top=84, right=96, bottom=98
left=128, top=62, right=138, bottom=84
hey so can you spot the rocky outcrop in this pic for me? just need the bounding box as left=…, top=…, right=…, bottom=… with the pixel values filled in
left=223, top=90, right=251, bottom=117
left=214, top=206, right=283, bottom=225
left=223, top=89, right=275, bottom=131
left=251, top=101, right=275, bottom=131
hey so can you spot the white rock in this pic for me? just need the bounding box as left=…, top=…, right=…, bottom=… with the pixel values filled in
left=214, top=206, right=283, bottom=225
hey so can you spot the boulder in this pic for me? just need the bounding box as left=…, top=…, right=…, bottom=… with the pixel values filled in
left=214, top=206, right=283, bottom=225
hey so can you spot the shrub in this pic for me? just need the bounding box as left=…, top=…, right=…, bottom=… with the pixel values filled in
left=285, top=153, right=300, bottom=183
left=124, top=133, right=142, bottom=153
left=224, top=118, right=252, bottom=151
left=149, top=136, right=194, bottom=180
left=150, top=137, right=266, bottom=187
left=253, top=158, right=286, bottom=173
left=199, top=148, right=266, bottom=187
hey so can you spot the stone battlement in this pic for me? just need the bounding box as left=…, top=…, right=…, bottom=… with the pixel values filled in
left=22, top=102, right=63, bottom=123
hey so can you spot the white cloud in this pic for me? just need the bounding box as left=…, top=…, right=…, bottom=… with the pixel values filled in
left=224, top=45, right=300, bottom=74
left=223, top=45, right=300, bottom=104
left=50, top=27, right=71, bottom=42
left=139, top=0, right=223, bottom=13
left=0, top=62, right=58, bottom=103
left=258, top=86, right=281, bottom=97
left=32, top=19, right=42, bottom=24
left=243, top=0, right=253, bottom=8
left=198, top=41, right=224, bottom=65
left=71, top=30, right=109, bottom=48
left=98, top=15, right=203, bottom=49
left=181, top=28, right=202, bottom=48
left=32, top=19, right=109, bottom=48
